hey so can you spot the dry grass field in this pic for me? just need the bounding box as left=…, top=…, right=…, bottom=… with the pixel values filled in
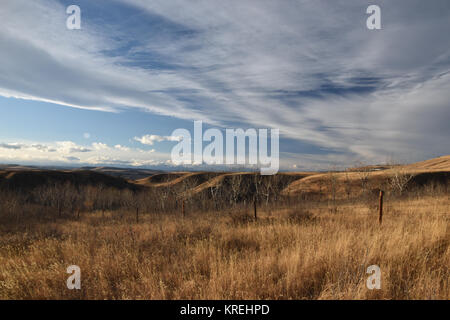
left=0, top=157, right=449, bottom=300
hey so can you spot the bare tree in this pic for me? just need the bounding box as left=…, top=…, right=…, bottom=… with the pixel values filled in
left=121, top=189, right=145, bottom=222
left=261, top=176, right=273, bottom=205
left=253, top=173, right=263, bottom=203
left=326, top=170, right=338, bottom=213
left=209, top=179, right=222, bottom=211
left=230, top=174, right=242, bottom=206
left=388, top=168, right=415, bottom=196
left=343, top=172, right=352, bottom=200
left=269, top=175, right=282, bottom=203
left=158, top=182, right=173, bottom=212
left=64, top=183, right=83, bottom=219
left=2, top=192, right=20, bottom=222
left=95, top=185, right=115, bottom=218
left=354, top=162, right=371, bottom=201
left=49, top=183, right=67, bottom=218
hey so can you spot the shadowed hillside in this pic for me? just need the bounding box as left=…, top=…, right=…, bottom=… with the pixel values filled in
left=188, top=172, right=315, bottom=203
left=0, top=170, right=140, bottom=191
left=0, top=156, right=448, bottom=201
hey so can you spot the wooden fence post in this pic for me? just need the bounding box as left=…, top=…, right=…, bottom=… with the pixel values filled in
left=253, top=198, right=257, bottom=221
left=378, top=190, right=384, bottom=225
left=182, top=199, right=185, bottom=217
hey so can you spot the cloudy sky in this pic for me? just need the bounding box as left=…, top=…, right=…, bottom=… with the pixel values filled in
left=0, top=0, right=449, bottom=170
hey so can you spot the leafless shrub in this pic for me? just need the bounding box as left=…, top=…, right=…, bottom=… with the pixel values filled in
left=388, top=169, right=415, bottom=196
left=326, top=170, right=338, bottom=213
left=261, top=176, right=275, bottom=205
left=343, top=172, right=352, bottom=200
left=158, top=183, right=173, bottom=212
left=230, top=174, right=242, bottom=206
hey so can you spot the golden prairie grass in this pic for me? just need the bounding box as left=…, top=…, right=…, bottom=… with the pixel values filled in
left=0, top=195, right=448, bottom=300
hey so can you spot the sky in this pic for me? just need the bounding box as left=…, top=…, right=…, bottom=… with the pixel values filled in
left=0, top=0, right=449, bottom=170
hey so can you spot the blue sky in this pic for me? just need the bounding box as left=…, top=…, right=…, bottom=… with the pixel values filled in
left=0, top=0, right=449, bottom=170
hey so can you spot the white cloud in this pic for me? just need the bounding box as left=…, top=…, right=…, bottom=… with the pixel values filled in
left=134, top=134, right=182, bottom=145
left=55, top=141, right=91, bottom=154
left=92, top=142, right=109, bottom=151
left=0, top=140, right=170, bottom=167
left=114, top=144, right=130, bottom=151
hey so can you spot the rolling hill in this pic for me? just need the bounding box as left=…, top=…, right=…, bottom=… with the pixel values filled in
left=282, top=155, right=450, bottom=198
left=0, top=170, right=140, bottom=191
left=0, top=155, right=448, bottom=198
